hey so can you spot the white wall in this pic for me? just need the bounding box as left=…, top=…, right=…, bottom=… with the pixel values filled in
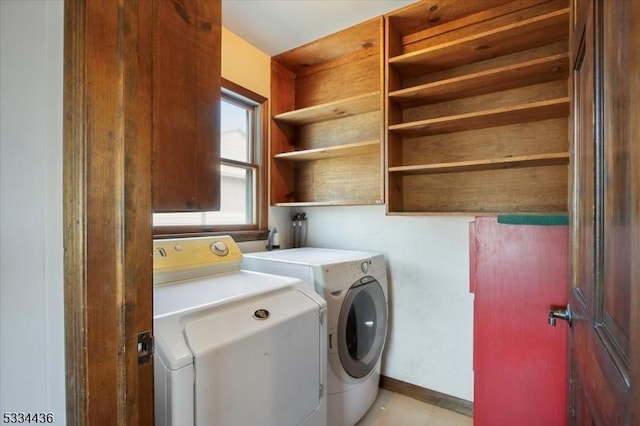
left=292, top=205, right=475, bottom=401
left=0, top=1, right=66, bottom=423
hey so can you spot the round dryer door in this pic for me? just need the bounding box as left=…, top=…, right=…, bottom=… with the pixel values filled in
left=337, top=277, right=387, bottom=378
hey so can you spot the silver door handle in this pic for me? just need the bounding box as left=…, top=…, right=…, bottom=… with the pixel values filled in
left=548, top=305, right=572, bottom=327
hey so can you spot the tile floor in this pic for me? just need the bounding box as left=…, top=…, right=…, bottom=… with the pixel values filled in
left=356, top=389, right=473, bottom=426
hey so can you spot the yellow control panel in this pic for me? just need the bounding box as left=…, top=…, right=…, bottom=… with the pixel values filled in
left=153, top=236, right=243, bottom=272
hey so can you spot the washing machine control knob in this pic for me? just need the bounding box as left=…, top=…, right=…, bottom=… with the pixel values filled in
left=361, top=260, right=370, bottom=274
left=360, top=276, right=374, bottom=285
left=211, top=241, right=229, bottom=256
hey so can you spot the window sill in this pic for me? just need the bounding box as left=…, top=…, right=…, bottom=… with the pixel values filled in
left=153, top=228, right=269, bottom=242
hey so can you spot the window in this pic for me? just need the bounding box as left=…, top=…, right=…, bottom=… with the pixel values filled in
left=153, top=79, right=268, bottom=240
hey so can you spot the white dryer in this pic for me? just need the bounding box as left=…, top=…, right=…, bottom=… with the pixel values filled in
left=242, top=248, right=388, bottom=426
left=153, top=237, right=327, bottom=426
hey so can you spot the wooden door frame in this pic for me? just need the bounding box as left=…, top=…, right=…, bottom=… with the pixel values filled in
left=63, top=0, right=154, bottom=424
left=630, top=2, right=640, bottom=422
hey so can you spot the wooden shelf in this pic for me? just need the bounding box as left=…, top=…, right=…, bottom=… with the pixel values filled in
left=386, top=163, right=568, bottom=213
left=273, top=91, right=380, bottom=125
left=270, top=17, right=385, bottom=206
left=384, top=0, right=570, bottom=215
left=389, top=53, right=569, bottom=106
left=388, top=8, right=570, bottom=76
left=273, top=140, right=379, bottom=162
left=274, top=199, right=384, bottom=207
left=388, top=152, right=569, bottom=175
left=388, top=97, right=569, bottom=136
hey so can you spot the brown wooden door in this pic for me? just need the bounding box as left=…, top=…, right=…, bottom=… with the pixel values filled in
left=569, top=0, right=640, bottom=424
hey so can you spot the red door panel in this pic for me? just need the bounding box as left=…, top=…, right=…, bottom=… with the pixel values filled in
left=471, top=216, right=568, bottom=426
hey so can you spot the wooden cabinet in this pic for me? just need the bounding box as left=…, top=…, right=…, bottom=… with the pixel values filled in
left=152, top=0, right=221, bottom=212
left=385, top=0, right=570, bottom=214
left=270, top=18, right=384, bottom=206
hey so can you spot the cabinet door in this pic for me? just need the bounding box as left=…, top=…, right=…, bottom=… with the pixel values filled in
left=470, top=217, right=568, bottom=426
left=152, top=0, right=221, bottom=212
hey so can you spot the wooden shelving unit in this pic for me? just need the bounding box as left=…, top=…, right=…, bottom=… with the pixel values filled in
left=388, top=53, right=569, bottom=106
left=388, top=98, right=569, bottom=136
left=388, top=152, right=570, bottom=175
left=270, top=18, right=384, bottom=206
left=385, top=0, right=571, bottom=214
left=274, top=140, right=379, bottom=162
left=272, top=92, right=380, bottom=125
left=388, top=8, right=569, bottom=75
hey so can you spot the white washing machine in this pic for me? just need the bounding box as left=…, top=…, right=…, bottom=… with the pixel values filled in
left=242, top=248, right=388, bottom=426
left=153, top=236, right=327, bottom=426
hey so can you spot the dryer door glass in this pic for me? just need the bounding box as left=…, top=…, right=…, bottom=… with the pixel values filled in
left=338, top=279, right=387, bottom=378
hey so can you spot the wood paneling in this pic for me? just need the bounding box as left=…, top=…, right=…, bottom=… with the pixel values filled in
left=396, top=165, right=568, bottom=213
left=64, top=0, right=153, bottom=423
left=293, top=152, right=382, bottom=205
left=397, top=118, right=568, bottom=166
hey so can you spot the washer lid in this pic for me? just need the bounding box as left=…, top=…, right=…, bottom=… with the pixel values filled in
left=243, top=247, right=380, bottom=265
left=186, top=285, right=324, bottom=425
left=154, top=270, right=314, bottom=370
